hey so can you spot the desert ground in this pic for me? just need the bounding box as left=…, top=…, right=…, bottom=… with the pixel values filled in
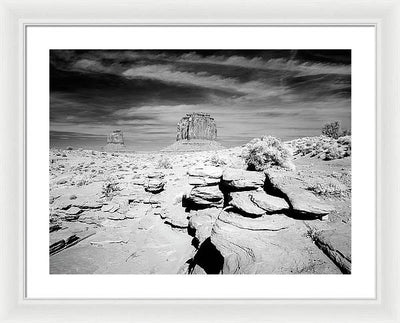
left=49, top=135, right=351, bottom=275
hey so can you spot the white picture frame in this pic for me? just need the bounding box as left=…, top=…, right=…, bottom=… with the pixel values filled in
left=0, top=0, right=398, bottom=322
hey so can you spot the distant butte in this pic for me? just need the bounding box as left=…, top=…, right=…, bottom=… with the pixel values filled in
left=163, top=112, right=224, bottom=152
left=176, top=112, right=217, bottom=141
left=104, top=130, right=126, bottom=152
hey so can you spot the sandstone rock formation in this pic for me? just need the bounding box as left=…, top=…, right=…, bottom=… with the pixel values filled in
left=49, top=136, right=350, bottom=275
left=162, top=113, right=224, bottom=152
left=185, top=185, right=224, bottom=208
left=249, top=191, right=290, bottom=214
left=188, top=208, right=221, bottom=245
left=208, top=209, right=340, bottom=274
left=176, top=112, right=217, bottom=141
left=311, top=224, right=351, bottom=274
left=228, top=192, right=266, bottom=217
left=145, top=173, right=166, bottom=194
left=222, top=168, right=265, bottom=190
left=104, top=130, right=126, bottom=152
left=264, top=169, right=334, bottom=217
left=187, top=166, right=223, bottom=186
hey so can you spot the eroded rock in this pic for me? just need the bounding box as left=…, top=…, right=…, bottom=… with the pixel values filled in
left=312, top=224, right=351, bottom=274
left=249, top=191, right=289, bottom=213
left=209, top=209, right=341, bottom=274
left=228, top=192, right=265, bottom=217
left=185, top=185, right=224, bottom=208
left=187, top=166, right=223, bottom=186
left=145, top=178, right=166, bottom=194
left=176, top=112, right=217, bottom=141
left=158, top=206, right=190, bottom=229
left=188, top=208, right=221, bottom=245
left=222, top=168, right=265, bottom=190
left=265, top=169, right=334, bottom=217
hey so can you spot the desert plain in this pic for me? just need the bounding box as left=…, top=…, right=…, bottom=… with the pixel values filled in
left=49, top=130, right=351, bottom=275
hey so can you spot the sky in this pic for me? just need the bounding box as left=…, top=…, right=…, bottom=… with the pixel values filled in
left=50, top=50, right=351, bottom=151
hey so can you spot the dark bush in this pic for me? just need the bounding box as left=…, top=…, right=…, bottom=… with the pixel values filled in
left=322, top=121, right=341, bottom=139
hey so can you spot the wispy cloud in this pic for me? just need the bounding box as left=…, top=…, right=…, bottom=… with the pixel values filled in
left=50, top=50, right=351, bottom=150
left=122, top=64, right=286, bottom=98
left=175, top=52, right=351, bottom=76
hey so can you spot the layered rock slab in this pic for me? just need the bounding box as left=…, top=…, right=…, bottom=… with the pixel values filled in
left=312, top=224, right=351, bottom=274
left=145, top=173, right=166, bottom=194
left=264, top=169, right=334, bottom=217
left=157, top=206, right=190, bottom=229
left=208, top=209, right=341, bottom=274
left=228, top=192, right=266, bottom=217
left=249, top=191, right=290, bottom=214
left=222, top=168, right=265, bottom=190
left=185, top=185, right=224, bottom=208
left=187, top=166, right=223, bottom=186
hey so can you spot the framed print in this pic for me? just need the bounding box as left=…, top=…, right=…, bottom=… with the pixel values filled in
left=0, top=0, right=399, bottom=322
left=25, top=25, right=375, bottom=300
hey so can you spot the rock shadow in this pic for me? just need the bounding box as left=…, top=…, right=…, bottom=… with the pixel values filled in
left=189, top=238, right=224, bottom=274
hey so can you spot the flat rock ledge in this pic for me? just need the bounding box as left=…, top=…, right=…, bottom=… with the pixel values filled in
left=312, top=225, right=351, bottom=274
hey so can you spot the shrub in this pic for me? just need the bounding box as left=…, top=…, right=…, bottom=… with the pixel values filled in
left=156, top=157, right=173, bottom=169
left=323, top=145, right=345, bottom=160
left=306, top=178, right=349, bottom=198
left=242, top=135, right=294, bottom=171
left=341, top=129, right=351, bottom=136
left=305, top=225, right=321, bottom=240
left=208, top=153, right=227, bottom=167
left=322, top=121, right=341, bottom=139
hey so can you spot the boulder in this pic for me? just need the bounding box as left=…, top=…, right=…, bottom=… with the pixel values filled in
left=186, top=185, right=224, bottom=208
left=249, top=191, right=289, bottom=213
left=158, top=206, right=189, bottom=229
left=265, top=169, right=334, bottom=217
left=286, top=190, right=335, bottom=216
left=187, top=166, right=223, bottom=186
left=228, top=192, right=265, bottom=217
left=188, top=208, right=221, bottom=245
left=145, top=178, right=165, bottom=194
left=222, top=168, right=265, bottom=190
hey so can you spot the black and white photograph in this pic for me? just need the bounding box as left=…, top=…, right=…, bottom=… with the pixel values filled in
left=49, top=49, right=351, bottom=275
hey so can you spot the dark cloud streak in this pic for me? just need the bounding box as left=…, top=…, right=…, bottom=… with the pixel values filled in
left=50, top=50, right=351, bottom=150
